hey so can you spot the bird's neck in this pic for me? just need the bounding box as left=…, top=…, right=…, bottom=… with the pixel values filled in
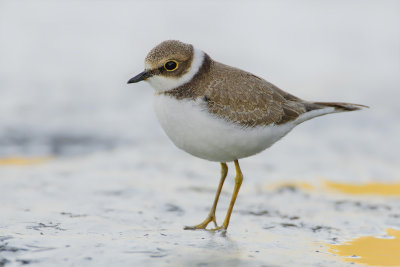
left=162, top=53, right=212, bottom=100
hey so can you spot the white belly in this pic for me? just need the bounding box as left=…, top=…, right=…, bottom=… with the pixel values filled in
left=153, top=94, right=296, bottom=162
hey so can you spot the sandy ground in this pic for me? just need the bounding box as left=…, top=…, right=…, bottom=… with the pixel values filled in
left=1, top=140, right=399, bottom=267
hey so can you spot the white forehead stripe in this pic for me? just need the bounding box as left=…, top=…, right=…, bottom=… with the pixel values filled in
left=146, top=48, right=205, bottom=93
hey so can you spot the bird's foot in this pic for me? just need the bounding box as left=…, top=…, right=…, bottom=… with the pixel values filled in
left=184, top=215, right=218, bottom=230
left=209, top=225, right=227, bottom=233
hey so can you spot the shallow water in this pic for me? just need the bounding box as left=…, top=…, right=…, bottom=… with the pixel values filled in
left=1, top=0, right=400, bottom=266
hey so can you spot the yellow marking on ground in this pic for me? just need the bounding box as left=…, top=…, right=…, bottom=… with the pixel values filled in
left=329, top=229, right=400, bottom=266
left=298, top=182, right=314, bottom=190
left=269, top=180, right=400, bottom=197
left=267, top=182, right=314, bottom=191
left=0, top=157, right=51, bottom=166
left=325, top=181, right=400, bottom=196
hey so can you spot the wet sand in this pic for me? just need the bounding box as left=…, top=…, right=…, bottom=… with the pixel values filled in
left=1, top=143, right=399, bottom=266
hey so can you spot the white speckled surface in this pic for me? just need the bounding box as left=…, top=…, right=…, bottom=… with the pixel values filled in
left=1, top=146, right=399, bottom=267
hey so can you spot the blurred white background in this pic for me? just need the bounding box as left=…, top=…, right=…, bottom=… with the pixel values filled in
left=0, top=0, right=399, bottom=164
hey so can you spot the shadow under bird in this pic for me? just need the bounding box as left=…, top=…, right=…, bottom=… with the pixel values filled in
left=127, top=40, right=367, bottom=232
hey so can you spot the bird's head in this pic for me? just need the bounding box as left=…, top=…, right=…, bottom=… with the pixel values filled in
left=128, top=40, right=205, bottom=93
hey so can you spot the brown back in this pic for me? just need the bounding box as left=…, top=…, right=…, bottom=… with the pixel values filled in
left=164, top=54, right=315, bottom=127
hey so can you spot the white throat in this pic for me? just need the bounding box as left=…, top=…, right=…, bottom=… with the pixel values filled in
left=145, top=48, right=205, bottom=93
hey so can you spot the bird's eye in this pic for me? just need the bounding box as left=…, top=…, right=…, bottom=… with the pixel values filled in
left=164, top=60, right=178, bottom=71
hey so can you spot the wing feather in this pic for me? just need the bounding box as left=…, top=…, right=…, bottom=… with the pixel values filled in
left=204, top=62, right=307, bottom=127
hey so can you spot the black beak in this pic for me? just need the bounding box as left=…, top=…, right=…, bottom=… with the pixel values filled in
left=127, top=70, right=152, bottom=84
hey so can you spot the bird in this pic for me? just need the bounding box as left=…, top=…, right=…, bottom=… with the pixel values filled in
left=127, top=40, right=367, bottom=232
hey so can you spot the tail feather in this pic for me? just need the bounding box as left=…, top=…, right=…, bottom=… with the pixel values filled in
left=308, top=101, right=369, bottom=112
left=295, top=101, right=368, bottom=125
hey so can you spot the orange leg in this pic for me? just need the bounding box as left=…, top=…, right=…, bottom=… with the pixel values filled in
left=184, top=162, right=228, bottom=230
left=211, top=159, right=243, bottom=231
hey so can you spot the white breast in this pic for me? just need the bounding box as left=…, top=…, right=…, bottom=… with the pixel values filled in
left=153, top=94, right=300, bottom=162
